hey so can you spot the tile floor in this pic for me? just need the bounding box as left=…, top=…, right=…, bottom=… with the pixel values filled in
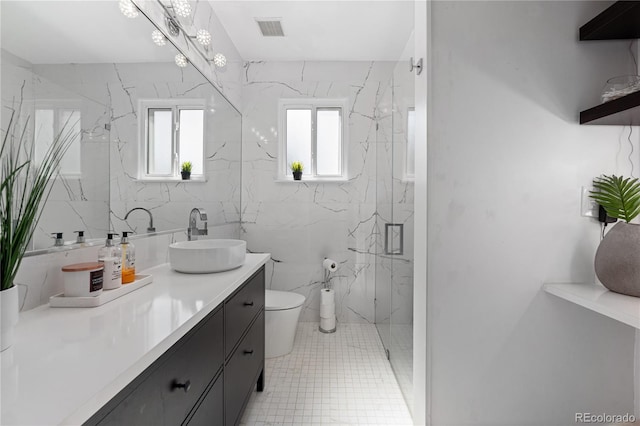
left=240, top=322, right=413, bottom=425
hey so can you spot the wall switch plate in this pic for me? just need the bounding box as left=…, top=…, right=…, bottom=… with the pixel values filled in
left=581, top=186, right=598, bottom=218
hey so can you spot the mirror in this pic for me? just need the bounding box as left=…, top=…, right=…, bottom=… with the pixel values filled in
left=1, top=1, right=241, bottom=251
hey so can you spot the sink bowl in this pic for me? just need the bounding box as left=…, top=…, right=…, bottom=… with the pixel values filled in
left=169, top=239, right=247, bottom=273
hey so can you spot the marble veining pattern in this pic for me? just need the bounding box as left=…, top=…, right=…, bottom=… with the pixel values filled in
left=241, top=61, right=396, bottom=324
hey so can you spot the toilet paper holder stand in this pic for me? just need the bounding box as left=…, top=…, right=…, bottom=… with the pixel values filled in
left=320, top=258, right=337, bottom=334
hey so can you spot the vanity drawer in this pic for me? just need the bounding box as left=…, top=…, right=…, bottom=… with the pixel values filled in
left=184, top=372, right=223, bottom=426
left=225, top=266, right=264, bottom=357
left=97, top=308, right=224, bottom=426
left=224, top=311, right=265, bottom=426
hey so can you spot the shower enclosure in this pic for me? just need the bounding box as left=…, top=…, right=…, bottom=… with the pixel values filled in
left=375, top=31, right=416, bottom=413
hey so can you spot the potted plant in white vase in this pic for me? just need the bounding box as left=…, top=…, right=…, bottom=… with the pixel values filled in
left=589, top=174, right=640, bottom=297
left=1, top=113, right=77, bottom=351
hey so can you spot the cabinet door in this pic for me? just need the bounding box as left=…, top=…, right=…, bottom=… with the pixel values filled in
left=224, top=311, right=265, bottom=426
left=97, top=308, right=224, bottom=426
left=225, top=267, right=265, bottom=358
left=184, top=374, right=223, bottom=426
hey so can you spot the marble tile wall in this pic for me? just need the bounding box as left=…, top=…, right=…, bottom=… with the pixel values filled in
left=241, top=61, right=396, bottom=323
left=1, top=50, right=111, bottom=250
left=102, top=62, right=242, bottom=239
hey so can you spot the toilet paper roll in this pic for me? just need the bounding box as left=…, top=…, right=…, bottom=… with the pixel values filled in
left=323, top=258, right=338, bottom=272
left=320, top=303, right=335, bottom=318
left=320, top=288, right=335, bottom=305
left=320, top=316, right=336, bottom=331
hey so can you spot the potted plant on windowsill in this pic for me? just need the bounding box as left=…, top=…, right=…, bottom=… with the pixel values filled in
left=291, top=161, right=304, bottom=181
left=1, top=112, right=77, bottom=351
left=589, top=174, right=640, bottom=297
left=181, top=161, right=192, bottom=180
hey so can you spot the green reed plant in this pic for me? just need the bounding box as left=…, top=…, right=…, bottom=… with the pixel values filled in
left=1, top=112, right=78, bottom=291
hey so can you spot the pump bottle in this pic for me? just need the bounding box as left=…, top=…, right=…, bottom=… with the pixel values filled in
left=98, top=233, right=122, bottom=290
left=121, top=232, right=136, bottom=284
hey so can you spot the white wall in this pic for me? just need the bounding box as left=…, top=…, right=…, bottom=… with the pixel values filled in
left=428, top=2, right=639, bottom=424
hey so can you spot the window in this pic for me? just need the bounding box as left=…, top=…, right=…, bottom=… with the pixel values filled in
left=34, top=102, right=82, bottom=177
left=139, top=99, right=204, bottom=180
left=278, top=99, right=348, bottom=180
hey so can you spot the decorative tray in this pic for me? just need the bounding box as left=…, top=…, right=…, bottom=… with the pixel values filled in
left=49, top=274, right=153, bottom=308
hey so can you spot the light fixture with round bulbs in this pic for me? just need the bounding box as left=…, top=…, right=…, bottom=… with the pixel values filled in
left=196, top=29, right=212, bottom=46
left=119, top=0, right=139, bottom=18
left=213, top=53, right=226, bottom=68
left=175, top=54, right=188, bottom=68
left=170, top=0, right=192, bottom=17
left=151, top=30, right=167, bottom=46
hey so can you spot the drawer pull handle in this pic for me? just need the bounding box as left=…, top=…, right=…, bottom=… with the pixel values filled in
left=243, top=349, right=254, bottom=355
left=172, top=379, right=191, bottom=393
left=244, top=301, right=254, bottom=306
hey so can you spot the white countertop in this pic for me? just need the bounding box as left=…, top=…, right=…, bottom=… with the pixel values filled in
left=0, top=253, right=270, bottom=426
left=543, top=282, right=640, bottom=329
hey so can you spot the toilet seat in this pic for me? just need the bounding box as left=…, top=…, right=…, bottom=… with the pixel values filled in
left=266, top=290, right=305, bottom=311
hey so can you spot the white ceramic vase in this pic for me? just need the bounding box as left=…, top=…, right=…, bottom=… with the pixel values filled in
left=1, top=285, right=19, bottom=351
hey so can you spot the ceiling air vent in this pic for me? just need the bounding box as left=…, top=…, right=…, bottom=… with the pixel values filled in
left=256, top=19, right=285, bottom=37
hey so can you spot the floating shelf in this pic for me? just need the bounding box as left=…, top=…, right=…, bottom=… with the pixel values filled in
left=580, top=91, right=640, bottom=125
left=543, top=283, right=640, bottom=329
left=580, top=1, right=640, bottom=40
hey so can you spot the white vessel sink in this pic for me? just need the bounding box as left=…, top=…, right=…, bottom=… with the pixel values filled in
left=169, top=239, right=247, bottom=273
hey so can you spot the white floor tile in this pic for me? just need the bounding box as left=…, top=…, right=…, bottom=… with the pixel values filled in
left=240, top=322, right=413, bottom=426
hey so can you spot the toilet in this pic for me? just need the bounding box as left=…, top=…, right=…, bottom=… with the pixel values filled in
left=265, top=290, right=306, bottom=358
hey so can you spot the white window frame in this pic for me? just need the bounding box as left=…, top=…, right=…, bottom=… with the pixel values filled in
left=137, top=98, right=206, bottom=181
left=277, top=98, right=349, bottom=182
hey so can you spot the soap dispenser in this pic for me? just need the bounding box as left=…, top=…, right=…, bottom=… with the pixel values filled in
left=98, top=233, right=122, bottom=290
left=120, top=232, right=136, bottom=284
left=74, top=230, right=86, bottom=245
left=51, top=232, right=64, bottom=247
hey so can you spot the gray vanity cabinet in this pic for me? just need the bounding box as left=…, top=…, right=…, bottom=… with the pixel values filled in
left=86, top=266, right=265, bottom=426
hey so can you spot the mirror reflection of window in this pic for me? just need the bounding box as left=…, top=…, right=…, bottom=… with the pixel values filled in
left=178, top=109, right=204, bottom=175
left=35, top=106, right=82, bottom=177
left=406, top=108, right=415, bottom=180
left=147, top=109, right=173, bottom=175
left=140, top=99, right=205, bottom=180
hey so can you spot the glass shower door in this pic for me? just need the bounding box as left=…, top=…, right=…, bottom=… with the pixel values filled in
left=389, top=60, right=415, bottom=409
left=374, top=32, right=416, bottom=413
left=374, top=86, right=394, bottom=355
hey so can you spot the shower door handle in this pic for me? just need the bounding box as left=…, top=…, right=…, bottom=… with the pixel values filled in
left=384, top=223, right=404, bottom=255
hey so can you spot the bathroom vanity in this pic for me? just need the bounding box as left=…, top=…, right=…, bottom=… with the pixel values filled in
left=0, top=254, right=269, bottom=426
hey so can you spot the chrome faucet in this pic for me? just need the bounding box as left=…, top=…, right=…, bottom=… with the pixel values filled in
left=124, top=207, right=156, bottom=233
left=188, top=208, right=208, bottom=241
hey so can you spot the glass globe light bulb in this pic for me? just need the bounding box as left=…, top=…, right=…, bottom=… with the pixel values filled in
left=151, top=30, right=167, bottom=46
left=213, top=53, right=226, bottom=68
left=196, top=29, right=211, bottom=46
left=171, top=0, right=192, bottom=17
left=119, top=0, right=139, bottom=18
left=175, top=54, right=188, bottom=68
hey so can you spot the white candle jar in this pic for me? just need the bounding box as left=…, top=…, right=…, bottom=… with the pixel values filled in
left=62, top=262, right=104, bottom=297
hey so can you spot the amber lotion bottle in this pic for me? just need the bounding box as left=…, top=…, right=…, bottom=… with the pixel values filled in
left=120, top=232, right=136, bottom=284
